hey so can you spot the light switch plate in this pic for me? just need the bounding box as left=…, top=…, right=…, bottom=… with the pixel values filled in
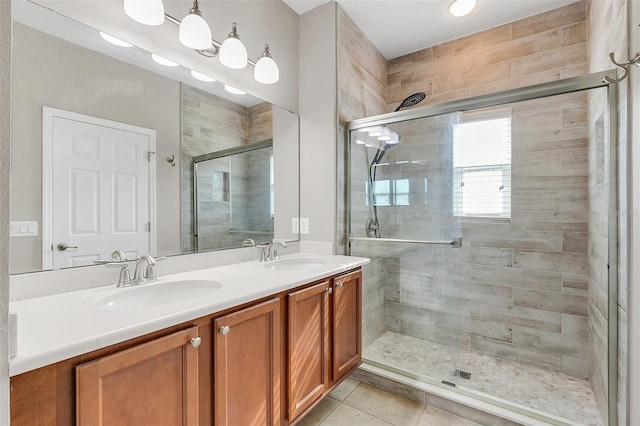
left=10, top=221, right=38, bottom=237
left=300, top=218, right=309, bottom=235
left=292, top=217, right=299, bottom=234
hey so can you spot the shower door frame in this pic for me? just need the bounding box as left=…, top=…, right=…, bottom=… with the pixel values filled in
left=345, top=70, right=620, bottom=426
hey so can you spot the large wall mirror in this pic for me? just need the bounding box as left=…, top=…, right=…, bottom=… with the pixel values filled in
left=9, top=0, right=300, bottom=274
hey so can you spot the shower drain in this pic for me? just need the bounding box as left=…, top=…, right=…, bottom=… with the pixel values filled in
left=454, top=369, right=472, bottom=380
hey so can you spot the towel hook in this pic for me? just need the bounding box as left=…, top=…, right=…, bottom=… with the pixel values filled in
left=604, top=51, right=640, bottom=83
left=167, top=154, right=176, bottom=167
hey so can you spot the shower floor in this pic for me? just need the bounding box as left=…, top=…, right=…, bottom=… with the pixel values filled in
left=364, top=331, right=603, bottom=426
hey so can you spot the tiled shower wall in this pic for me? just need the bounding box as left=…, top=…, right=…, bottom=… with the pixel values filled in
left=181, top=84, right=272, bottom=252
left=587, top=0, right=629, bottom=421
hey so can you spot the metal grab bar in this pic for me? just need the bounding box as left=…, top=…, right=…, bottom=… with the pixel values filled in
left=349, top=236, right=462, bottom=248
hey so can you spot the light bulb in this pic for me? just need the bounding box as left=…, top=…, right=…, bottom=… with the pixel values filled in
left=219, top=23, right=248, bottom=69
left=179, top=3, right=212, bottom=50
left=387, top=132, right=401, bottom=145
left=99, top=32, right=133, bottom=47
left=368, top=126, right=383, bottom=137
left=254, top=44, right=279, bottom=84
left=124, top=0, right=165, bottom=26
left=190, top=70, right=215, bottom=82
left=224, top=84, right=246, bottom=95
left=448, top=0, right=477, bottom=17
left=152, top=54, right=178, bottom=66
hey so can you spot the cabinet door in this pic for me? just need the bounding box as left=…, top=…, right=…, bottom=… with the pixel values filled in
left=332, top=271, right=362, bottom=382
left=76, top=326, right=200, bottom=426
left=287, top=281, right=331, bottom=420
left=214, top=298, right=281, bottom=426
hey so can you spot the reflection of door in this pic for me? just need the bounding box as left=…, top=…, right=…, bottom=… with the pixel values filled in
left=43, top=107, right=156, bottom=269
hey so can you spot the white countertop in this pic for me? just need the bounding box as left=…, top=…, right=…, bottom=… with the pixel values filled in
left=9, top=253, right=369, bottom=376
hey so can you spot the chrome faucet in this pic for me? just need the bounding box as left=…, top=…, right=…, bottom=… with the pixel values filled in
left=133, top=255, right=159, bottom=284
left=258, top=240, right=288, bottom=262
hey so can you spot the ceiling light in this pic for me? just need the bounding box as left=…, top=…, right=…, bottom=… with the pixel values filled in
left=179, top=0, right=212, bottom=50
left=219, top=23, right=248, bottom=69
left=123, top=0, right=165, bottom=26
left=190, top=70, right=215, bottom=82
left=254, top=44, right=280, bottom=84
left=124, top=0, right=281, bottom=85
left=151, top=54, right=178, bottom=66
left=224, top=84, right=246, bottom=95
left=448, top=0, right=478, bottom=17
left=99, top=32, right=133, bottom=47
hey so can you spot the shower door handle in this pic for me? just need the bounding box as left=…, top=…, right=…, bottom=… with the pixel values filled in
left=348, top=236, right=463, bottom=248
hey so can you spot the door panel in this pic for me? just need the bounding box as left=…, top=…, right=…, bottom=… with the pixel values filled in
left=332, top=271, right=362, bottom=381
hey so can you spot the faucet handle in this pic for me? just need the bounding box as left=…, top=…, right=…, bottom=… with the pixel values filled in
left=271, top=240, right=288, bottom=261
left=242, top=238, right=257, bottom=247
left=105, top=261, right=133, bottom=287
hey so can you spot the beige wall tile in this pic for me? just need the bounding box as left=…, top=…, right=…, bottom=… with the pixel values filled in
left=562, top=21, right=587, bottom=47
left=512, top=42, right=587, bottom=77
left=514, top=288, right=587, bottom=316
left=434, top=24, right=512, bottom=59
left=511, top=1, right=586, bottom=40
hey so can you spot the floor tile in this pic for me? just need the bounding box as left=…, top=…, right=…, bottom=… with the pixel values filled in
left=297, top=397, right=340, bottom=426
left=343, top=382, right=425, bottom=426
left=319, top=403, right=393, bottom=426
left=416, top=406, right=482, bottom=426
left=329, top=377, right=360, bottom=401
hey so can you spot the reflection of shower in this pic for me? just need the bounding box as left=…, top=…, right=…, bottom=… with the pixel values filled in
left=366, top=92, right=426, bottom=237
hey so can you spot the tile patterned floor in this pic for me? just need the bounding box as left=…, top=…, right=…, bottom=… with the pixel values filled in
left=297, top=378, right=482, bottom=426
left=364, top=331, right=603, bottom=426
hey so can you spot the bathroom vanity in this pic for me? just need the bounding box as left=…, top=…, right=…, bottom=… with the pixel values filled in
left=9, top=254, right=367, bottom=425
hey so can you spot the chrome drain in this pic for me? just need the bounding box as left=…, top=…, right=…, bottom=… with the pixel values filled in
left=454, top=369, right=471, bottom=380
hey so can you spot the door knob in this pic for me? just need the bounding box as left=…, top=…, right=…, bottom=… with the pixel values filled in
left=190, top=337, right=202, bottom=348
left=56, top=242, right=78, bottom=251
left=219, top=326, right=230, bottom=335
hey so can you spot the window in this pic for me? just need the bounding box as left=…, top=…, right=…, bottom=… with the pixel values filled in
left=453, top=116, right=511, bottom=218
left=367, top=178, right=411, bottom=206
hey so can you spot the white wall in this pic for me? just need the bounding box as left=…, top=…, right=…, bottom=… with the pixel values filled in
left=299, top=2, right=337, bottom=248
left=30, top=0, right=300, bottom=113
left=0, top=1, right=10, bottom=424
left=628, top=1, right=640, bottom=423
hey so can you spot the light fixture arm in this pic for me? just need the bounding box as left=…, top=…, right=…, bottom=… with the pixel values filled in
left=164, top=13, right=258, bottom=66
left=189, top=0, right=202, bottom=16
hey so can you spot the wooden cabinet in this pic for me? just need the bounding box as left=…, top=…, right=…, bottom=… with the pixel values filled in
left=214, top=298, right=281, bottom=426
left=287, top=280, right=331, bottom=419
left=76, top=326, right=200, bottom=426
left=332, top=270, right=362, bottom=382
left=287, top=270, right=362, bottom=422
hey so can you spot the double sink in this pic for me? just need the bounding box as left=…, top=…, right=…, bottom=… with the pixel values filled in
left=97, top=257, right=328, bottom=311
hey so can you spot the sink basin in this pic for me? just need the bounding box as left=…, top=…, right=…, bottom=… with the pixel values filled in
left=265, top=258, right=328, bottom=271
left=97, top=280, right=222, bottom=310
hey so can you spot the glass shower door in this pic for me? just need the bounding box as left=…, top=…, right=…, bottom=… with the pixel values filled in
left=348, top=111, right=465, bottom=387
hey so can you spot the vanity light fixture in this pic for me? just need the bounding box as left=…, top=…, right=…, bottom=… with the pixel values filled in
left=100, top=32, right=133, bottom=47
left=152, top=54, right=179, bottom=66
left=355, top=139, right=367, bottom=145
left=368, top=126, right=384, bottom=137
left=377, top=127, right=392, bottom=141
left=219, top=23, right=248, bottom=69
left=190, top=69, right=216, bottom=82
left=386, top=132, right=401, bottom=145
left=124, top=0, right=280, bottom=84
left=124, top=0, right=165, bottom=26
left=448, top=0, right=478, bottom=17
left=224, top=84, right=246, bottom=95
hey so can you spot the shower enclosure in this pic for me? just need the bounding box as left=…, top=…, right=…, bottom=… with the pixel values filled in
left=347, top=72, right=619, bottom=425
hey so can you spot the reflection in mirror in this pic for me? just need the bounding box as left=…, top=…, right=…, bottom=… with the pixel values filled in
left=9, top=0, right=299, bottom=274
left=193, top=141, right=273, bottom=252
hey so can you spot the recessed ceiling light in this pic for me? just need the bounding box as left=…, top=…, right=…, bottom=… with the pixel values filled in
left=224, top=84, right=246, bottom=95
left=448, top=0, right=478, bottom=17
left=99, top=32, right=133, bottom=47
left=190, top=70, right=216, bottom=82
left=151, top=54, right=179, bottom=67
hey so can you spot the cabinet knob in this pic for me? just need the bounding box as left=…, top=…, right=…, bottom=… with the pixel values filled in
left=190, top=337, right=202, bottom=348
left=219, top=325, right=230, bottom=336
left=336, top=282, right=343, bottom=289
left=326, top=287, right=333, bottom=294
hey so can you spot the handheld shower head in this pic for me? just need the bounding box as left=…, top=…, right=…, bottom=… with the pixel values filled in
left=394, top=92, right=426, bottom=111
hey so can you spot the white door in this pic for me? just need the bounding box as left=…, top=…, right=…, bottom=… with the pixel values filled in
left=43, top=107, right=156, bottom=269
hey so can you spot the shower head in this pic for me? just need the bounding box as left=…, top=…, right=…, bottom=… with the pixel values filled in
left=394, top=92, right=426, bottom=112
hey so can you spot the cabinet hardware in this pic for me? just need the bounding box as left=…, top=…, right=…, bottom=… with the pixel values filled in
left=190, top=337, right=202, bottom=348
left=326, top=287, right=333, bottom=294
left=336, top=282, right=343, bottom=289
left=219, top=325, right=230, bottom=335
